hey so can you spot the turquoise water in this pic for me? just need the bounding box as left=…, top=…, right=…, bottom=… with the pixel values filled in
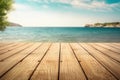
left=0, top=27, right=120, bottom=42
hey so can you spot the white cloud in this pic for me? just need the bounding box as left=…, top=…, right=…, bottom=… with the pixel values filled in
left=70, top=0, right=120, bottom=11
left=8, top=2, right=120, bottom=27
left=42, top=5, right=49, bottom=8
left=28, top=0, right=120, bottom=11
left=28, top=0, right=41, bottom=2
left=13, top=3, right=34, bottom=11
left=28, top=0, right=51, bottom=3
left=8, top=3, right=96, bottom=26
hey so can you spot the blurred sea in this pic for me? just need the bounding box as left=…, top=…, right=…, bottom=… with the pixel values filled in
left=0, top=27, right=120, bottom=42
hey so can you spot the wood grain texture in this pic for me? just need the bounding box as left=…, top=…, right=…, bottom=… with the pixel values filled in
left=31, top=43, right=59, bottom=80
left=0, top=43, right=26, bottom=55
left=95, top=43, right=120, bottom=54
left=0, top=43, right=37, bottom=77
left=70, top=43, right=116, bottom=80
left=89, top=43, right=120, bottom=63
left=102, top=43, right=120, bottom=50
left=0, top=43, right=18, bottom=50
left=80, top=43, right=120, bottom=79
left=59, top=43, right=86, bottom=80
left=0, top=43, right=120, bottom=80
left=1, top=44, right=43, bottom=80
left=0, top=43, right=32, bottom=61
left=0, top=43, right=12, bottom=48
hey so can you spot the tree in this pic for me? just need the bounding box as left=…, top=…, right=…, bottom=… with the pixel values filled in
left=0, top=0, right=13, bottom=31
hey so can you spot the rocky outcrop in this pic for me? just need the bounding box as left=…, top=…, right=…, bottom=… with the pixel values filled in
left=85, top=22, right=120, bottom=28
left=8, top=22, right=22, bottom=27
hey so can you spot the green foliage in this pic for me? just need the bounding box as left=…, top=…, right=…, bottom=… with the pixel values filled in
left=85, top=22, right=120, bottom=27
left=94, top=23, right=101, bottom=26
left=0, top=0, right=13, bottom=31
left=94, top=22, right=120, bottom=27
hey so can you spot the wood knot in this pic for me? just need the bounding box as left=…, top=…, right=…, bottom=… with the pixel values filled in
left=0, top=60, right=4, bottom=62
left=60, top=60, right=63, bottom=62
left=38, top=60, right=40, bottom=62
left=78, top=60, right=81, bottom=62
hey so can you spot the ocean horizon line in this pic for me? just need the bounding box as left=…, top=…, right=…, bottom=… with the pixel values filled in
left=0, top=27, right=120, bottom=42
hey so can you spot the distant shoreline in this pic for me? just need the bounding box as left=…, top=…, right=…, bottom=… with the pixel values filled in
left=8, top=22, right=22, bottom=27
left=85, top=22, right=120, bottom=28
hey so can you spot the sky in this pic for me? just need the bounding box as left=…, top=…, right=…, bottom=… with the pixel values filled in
left=8, top=0, right=120, bottom=27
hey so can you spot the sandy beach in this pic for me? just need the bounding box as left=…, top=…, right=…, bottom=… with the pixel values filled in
left=0, top=42, right=120, bottom=80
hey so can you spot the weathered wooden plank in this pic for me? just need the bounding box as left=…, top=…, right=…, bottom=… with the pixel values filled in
left=0, top=43, right=12, bottom=47
left=0, top=43, right=18, bottom=51
left=31, top=43, right=59, bottom=80
left=0, top=43, right=26, bottom=55
left=80, top=43, right=120, bottom=79
left=59, top=43, right=86, bottom=80
left=0, top=43, right=33, bottom=61
left=0, top=43, right=40, bottom=77
left=102, top=43, right=120, bottom=50
left=0, top=42, right=120, bottom=80
left=0, top=43, right=51, bottom=80
left=95, top=43, right=120, bottom=54
left=70, top=43, right=116, bottom=80
left=89, top=43, right=120, bottom=63
left=113, top=43, right=120, bottom=46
